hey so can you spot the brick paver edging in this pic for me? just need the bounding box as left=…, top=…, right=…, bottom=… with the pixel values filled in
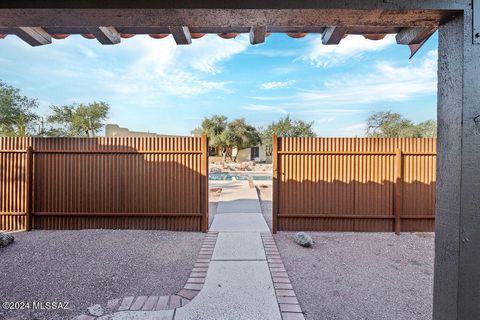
left=261, top=233, right=306, bottom=320
left=76, top=232, right=219, bottom=319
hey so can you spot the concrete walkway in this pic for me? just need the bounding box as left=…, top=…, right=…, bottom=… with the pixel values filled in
left=175, top=182, right=279, bottom=320
left=96, top=181, right=301, bottom=320
left=210, top=182, right=269, bottom=233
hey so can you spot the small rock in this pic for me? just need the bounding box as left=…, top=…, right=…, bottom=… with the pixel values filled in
left=294, top=232, right=313, bottom=247
left=88, top=304, right=104, bottom=317
left=0, top=233, right=14, bottom=248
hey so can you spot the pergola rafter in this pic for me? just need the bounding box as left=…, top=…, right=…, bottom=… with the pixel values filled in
left=85, top=26, right=121, bottom=45
left=13, top=27, right=51, bottom=46
left=0, top=24, right=443, bottom=58
left=0, top=6, right=460, bottom=57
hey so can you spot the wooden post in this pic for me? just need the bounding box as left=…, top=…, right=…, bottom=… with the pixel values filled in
left=25, top=146, right=33, bottom=231
left=200, top=134, right=209, bottom=233
left=394, top=148, right=403, bottom=235
left=272, top=134, right=279, bottom=233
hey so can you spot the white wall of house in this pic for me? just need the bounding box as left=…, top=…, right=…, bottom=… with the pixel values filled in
left=233, top=145, right=269, bottom=163
left=105, top=124, right=179, bottom=138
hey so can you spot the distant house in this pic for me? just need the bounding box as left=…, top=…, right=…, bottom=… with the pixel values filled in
left=233, top=145, right=269, bottom=163
left=105, top=124, right=175, bottom=137
left=105, top=124, right=270, bottom=163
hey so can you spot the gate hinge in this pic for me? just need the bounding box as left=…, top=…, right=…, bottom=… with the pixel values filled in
left=475, top=0, right=480, bottom=44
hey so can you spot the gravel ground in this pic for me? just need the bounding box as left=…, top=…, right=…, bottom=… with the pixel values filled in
left=256, top=186, right=435, bottom=319
left=256, top=185, right=272, bottom=231
left=0, top=230, right=204, bottom=320
left=274, top=232, right=434, bottom=320
left=209, top=190, right=221, bottom=227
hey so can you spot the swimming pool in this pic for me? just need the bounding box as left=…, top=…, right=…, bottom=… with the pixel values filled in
left=209, top=172, right=272, bottom=181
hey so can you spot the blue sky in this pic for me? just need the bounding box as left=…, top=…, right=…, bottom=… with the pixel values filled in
left=0, top=32, right=438, bottom=136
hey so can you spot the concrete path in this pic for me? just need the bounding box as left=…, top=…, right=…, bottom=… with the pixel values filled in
left=215, top=183, right=263, bottom=214
left=210, top=182, right=269, bottom=233
left=176, top=182, right=280, bottom=320
left=96, top=181, right=297, bottom=320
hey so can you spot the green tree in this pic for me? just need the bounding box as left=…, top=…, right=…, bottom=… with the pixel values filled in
left=261, top=115, right=316, bottom=155
left=0, top=81, right=39, bottom=136
left=192, top=115, right=228, bottom=152
left=414, top=120, right=437, bottom=138
left=221, top=118, right=261, bottom=161
left=366, top=111, right=437, bottom=138
left=47, top=102, right=109, bottom=137
left=192, top=115, right=261, bottom=161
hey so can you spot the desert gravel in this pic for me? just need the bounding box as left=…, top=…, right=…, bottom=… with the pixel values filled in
left=256, top=185, right=273, bottom=231
left=0, top=230, right=204, bottom=320
left=257, top=185, right=435, bottom=319
left=274, top=232, right=434, bottom=320
left=209, top=189, right=222, bottom=227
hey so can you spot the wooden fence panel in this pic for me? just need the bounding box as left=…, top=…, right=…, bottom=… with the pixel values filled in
left=273, top=137, right=436, bottom=233
left=0, top=137, right=30, bottom=231
left=0, top=136, right=208, bottom=232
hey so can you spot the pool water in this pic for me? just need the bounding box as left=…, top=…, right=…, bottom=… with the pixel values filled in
left=209, top=172, right=272, bottom=181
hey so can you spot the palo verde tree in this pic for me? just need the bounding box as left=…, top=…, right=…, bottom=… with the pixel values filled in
left=221, top=118, right=261, bottom=162
left=47, top=102, right=110, bottom=137
left=366, top=111, right=437, bottom=138
left=191, top=114, right=228, bottom=154
left=192, top=115, right=261, bottom=161
left=0, top=80, right=39, bottom=136
left=261, top=115, right=316, bottom=155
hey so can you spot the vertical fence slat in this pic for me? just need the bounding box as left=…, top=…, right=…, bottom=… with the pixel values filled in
left=201, top=134, right=208, bottom=233
left=394, top=148, right=403, bottom=235
left=277, top=138, right=435, bottom=233
left=1, top=136, right=207, bottom=232
left=26, top=145, right=33, bottom=231
left=272, top=134, right=279, bottom=233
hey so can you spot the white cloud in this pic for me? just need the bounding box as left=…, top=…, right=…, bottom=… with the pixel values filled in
left=181, top=35, right=250, bottom=74
left=247, top=48, right=301, bottom=58
left=4, top=34, right=249, bottom=102
left=270, top=65, right=298, bottom=76
left=302, top=35, right=396, bottom=68
left=103, top=34, right=249, bottom=97
left=243, top=104, right=287, bottom=113
left=75, top=43, right=99, bottom=59
left=249, top=96, right=291, bottom=101
left=289, top=109, right=362, bottom=116
left=243, top=104, right=361, bottom=118
left=260, top=80, right=296, bottom=90
left=296, top=49, right=438, bottom=106
left=332, top=123, right=367, bottom=137
left=244, top=50, right=437, bottom=133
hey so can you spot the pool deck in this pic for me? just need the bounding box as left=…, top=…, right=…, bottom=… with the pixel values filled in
left=208, top=171, right=273, bottom=182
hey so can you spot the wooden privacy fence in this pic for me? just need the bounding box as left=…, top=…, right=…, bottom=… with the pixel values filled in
left=0, top=136, right=209, bottom=232
left=272, top=136, right=436, bottom=234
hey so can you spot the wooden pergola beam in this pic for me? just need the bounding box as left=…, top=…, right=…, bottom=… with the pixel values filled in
left=395, top=26, right=436, bottom=45
left=0, top=9, right=457, bottom=29
left=86, top=26, right=120, bottom=44
left=249, top=26, right=266, bottom=45
left=322, top=27, right=347, bottom=45
left=14, top=27, right=51, bottom=46
left=169, top=26, right=191, bottom=45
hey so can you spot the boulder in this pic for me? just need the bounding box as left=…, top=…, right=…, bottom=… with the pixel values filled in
left=294, top=232, right=313, bottom=247
left=0, top=233, right=14, bottom=248
left=88, top=304, right=104, bottom=317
